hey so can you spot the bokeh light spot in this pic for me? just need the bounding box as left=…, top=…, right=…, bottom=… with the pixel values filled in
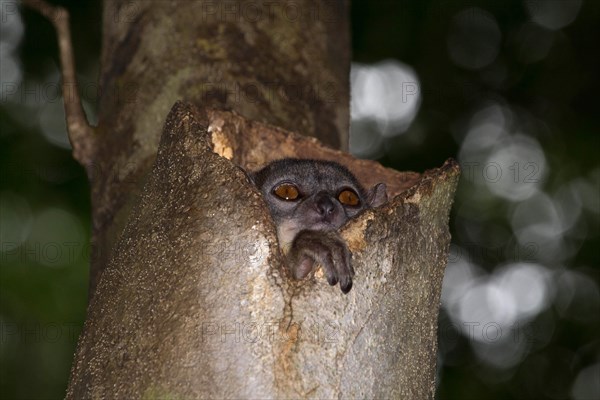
left=350, top=60, right=421, bottom=157
left=0, top=191, right=33, bottom=251
left=485, top=134, right=547, bottom=201
left=25, top=208, right=84, bottom=268
left=0, top=0, right=24, bottom=100
left=570, top=363, right=600, bottom=400
left=496, top=263, right=550, bottom=320
left=525, top=0, right=582, bottom=30
left=447, top=8, right=501, bottom=70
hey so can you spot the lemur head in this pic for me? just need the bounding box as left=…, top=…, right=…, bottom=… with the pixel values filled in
left=251, top=158, right=387, bottom=247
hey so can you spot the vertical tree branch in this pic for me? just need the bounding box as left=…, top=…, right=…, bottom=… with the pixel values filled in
left=22, top=0, right=95, bottom=168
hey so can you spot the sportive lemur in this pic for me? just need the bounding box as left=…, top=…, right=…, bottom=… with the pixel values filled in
left=251, top=158, right=387, bottom=294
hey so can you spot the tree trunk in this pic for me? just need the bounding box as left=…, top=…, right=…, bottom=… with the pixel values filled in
left=90, top=0, right=350, bottom=295
left=61, top=0, right=459, bottom=398
left=67, top=102, right=459, bottom=398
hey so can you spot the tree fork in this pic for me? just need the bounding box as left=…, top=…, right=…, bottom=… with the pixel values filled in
left=24, top=0, right=351, bottom=298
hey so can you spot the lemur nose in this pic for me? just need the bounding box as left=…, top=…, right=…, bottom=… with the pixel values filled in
left=314, top=192, right=335, bottom=216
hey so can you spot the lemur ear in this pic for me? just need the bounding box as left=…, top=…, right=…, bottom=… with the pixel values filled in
left=366, top=183, right=387, bottom=207
left=237, top=166, right=256, bottom=186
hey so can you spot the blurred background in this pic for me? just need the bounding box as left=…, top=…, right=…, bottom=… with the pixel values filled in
left=1, top=0, right=598, bottom=398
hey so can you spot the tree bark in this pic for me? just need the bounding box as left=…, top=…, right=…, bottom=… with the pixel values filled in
left=67, top=102, right=459, bottom=398
left=90, top=0, right=351, bottom=295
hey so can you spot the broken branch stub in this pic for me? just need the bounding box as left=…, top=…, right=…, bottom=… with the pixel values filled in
left=67, top=102, right=459, bottom=399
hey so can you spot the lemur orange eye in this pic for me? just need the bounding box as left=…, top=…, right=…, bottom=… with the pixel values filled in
left=274, top=184, right=300, bottom=200
left=338, top=189, right=360, bottom=206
